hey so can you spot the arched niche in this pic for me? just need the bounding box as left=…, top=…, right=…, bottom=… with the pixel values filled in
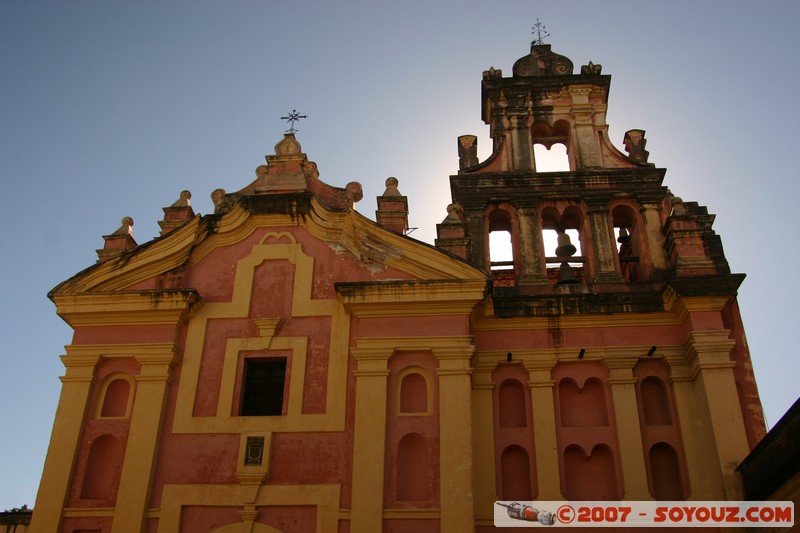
left=641, top=376, right=672, bottom=426
left=498, top=379, right=527, bottom=428
left=395, top=367, right=432, bottom=416
left=563, top=444, right=619, bottom=501
left=559, top=377, right=609, bottom=427
left=81, top=434, right=121, bottom=501
left=397, top=432, right=431, bottom=501
left=649, top=443, right=685, bottom=500
left=500, top=445, right=532, bottom=501
left=96, top=374, right=134, bottom=419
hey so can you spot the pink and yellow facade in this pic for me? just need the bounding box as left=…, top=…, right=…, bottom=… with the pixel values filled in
left=31, top=44, right=765, bottom=532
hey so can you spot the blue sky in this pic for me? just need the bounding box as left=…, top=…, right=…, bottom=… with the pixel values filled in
left=2, top=1, right=799, bottom=510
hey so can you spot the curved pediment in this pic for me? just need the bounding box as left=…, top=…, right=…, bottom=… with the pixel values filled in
left=51, top=191, right=487, bottom=300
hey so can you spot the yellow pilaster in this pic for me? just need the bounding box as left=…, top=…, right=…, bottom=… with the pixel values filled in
left=525, top=361, right=562, bottom=500
left=350, top=345, right=390, bottom=533
left=671, top=375, right=723, bottom=499
left=685, top=331, right=749, bottom=500
left=471, top=363, right=495, bottom=521
left=606, top=361, right=650, bottom=499
left=112, top=345, right=180, bottom=533
left=435, top=345, right=476, bottom=533
left=29, top=353, right=98, bottom=533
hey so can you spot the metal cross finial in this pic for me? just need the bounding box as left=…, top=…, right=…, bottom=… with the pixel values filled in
left=531, top=18, right=550, bottom=46
left=280, top=109, right=307, bottom=134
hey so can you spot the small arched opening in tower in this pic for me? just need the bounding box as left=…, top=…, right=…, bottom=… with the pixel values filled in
left=610, top=203, right=647, bottom=282
left=487, top=206, right=517, bottom=287
left=541, top=205, right=586, bottom=285
left=531, top=119, right=572, bottom=172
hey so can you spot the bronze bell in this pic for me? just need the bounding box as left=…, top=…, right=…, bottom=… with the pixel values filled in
left=555, top=232, right=577, bottom=258
left=555, top=232, right=579, bottom=285
left=557, top=261, right=578, bottom=284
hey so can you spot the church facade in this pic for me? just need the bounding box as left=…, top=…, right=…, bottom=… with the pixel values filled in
left=31, top=43, right=765, bottom=533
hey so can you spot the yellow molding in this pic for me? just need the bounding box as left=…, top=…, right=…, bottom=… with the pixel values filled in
left=340, top=300, right=482, bottom=318
left=59, top=354, right=100, bottom=379
left=217, top=335, right=308, bottom=423
left=191, top=197, right=486, bottom=282
left=158, top=483, right=340, bottom=533
left=353, top=335, right=475, bottom=353
left=478, top=345, right=683, bottom=361
left=236, top=432, right=273, bottom=489
left=190, top=206, right=299, bottom=264
left=437, top=368, right=472, bottom=376
left=382, top=510, right=441, bottom=519
left=52, top=290, right=202, bottom=327
left=64, top=343, right=179, bottom=360
left=677, top=296, right=731, bottom=312
left=253, top=317, right=281, bottom=338
left=61, top=508, right=114, bottom=518
left=54, top=217, right=204, bottom=294
left=173, top=240, right=348, bottom=434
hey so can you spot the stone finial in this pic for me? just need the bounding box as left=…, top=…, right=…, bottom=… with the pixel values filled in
left=274, top=134, right=302, bottom=156
left=376, top=178, right=408, bottom=234
left=670, top=196, right=690, bottom=216
left=623, top=129, right=651, bottom=164
left=482, top=67, right=503, bottom=80
left=435, top=203, right=467, bottom=258
left=580, top=61, right=602, bottom=74
left=346, top=182, right=364, bottom=204
left=211, top=189, right=226, bottom=213
left=171, top=190, right=192, bottom=207
left=116, top=217, right=134, bottom=235
left=160, top=190, right=196, bottom=235
left=97, top=217, right=137, bottom=262
left=458, top=135, right=479, bottom=170
left=227, top=134, right=364, bottom=211
left=381, top=177, right=402, bottom=197
left=303, top=161, right=320, bottom=180
left=442, top=202, right=464, bottom=223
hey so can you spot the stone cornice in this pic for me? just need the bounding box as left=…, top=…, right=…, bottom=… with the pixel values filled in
left=51, top=289, right=202, bottom=328
left=336, top=279, right=487, bottom=317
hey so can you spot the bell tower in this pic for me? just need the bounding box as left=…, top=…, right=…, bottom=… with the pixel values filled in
left=436, top=42, right=738, bottom=310
left=434, top=42, right=765, bottom=507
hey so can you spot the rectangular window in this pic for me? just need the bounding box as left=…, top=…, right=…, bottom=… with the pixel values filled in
left=241, top=359, right=287, bottom=416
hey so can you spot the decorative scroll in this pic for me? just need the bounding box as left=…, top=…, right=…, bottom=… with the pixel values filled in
left=513, top=45, right=573, bottom=77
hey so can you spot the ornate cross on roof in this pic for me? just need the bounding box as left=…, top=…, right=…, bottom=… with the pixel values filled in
left=531, top=18, right=550, bottom=46
left=280, top=109, right=308, bottom=134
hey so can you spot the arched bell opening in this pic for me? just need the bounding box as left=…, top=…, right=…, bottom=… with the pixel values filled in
left=487, top=206, right=518, bottom=287
left=611, top=203, right=647, bottom=281
left=531, top=119, right=573, bottom=171
left=541, top=205, right=586, bottom=285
